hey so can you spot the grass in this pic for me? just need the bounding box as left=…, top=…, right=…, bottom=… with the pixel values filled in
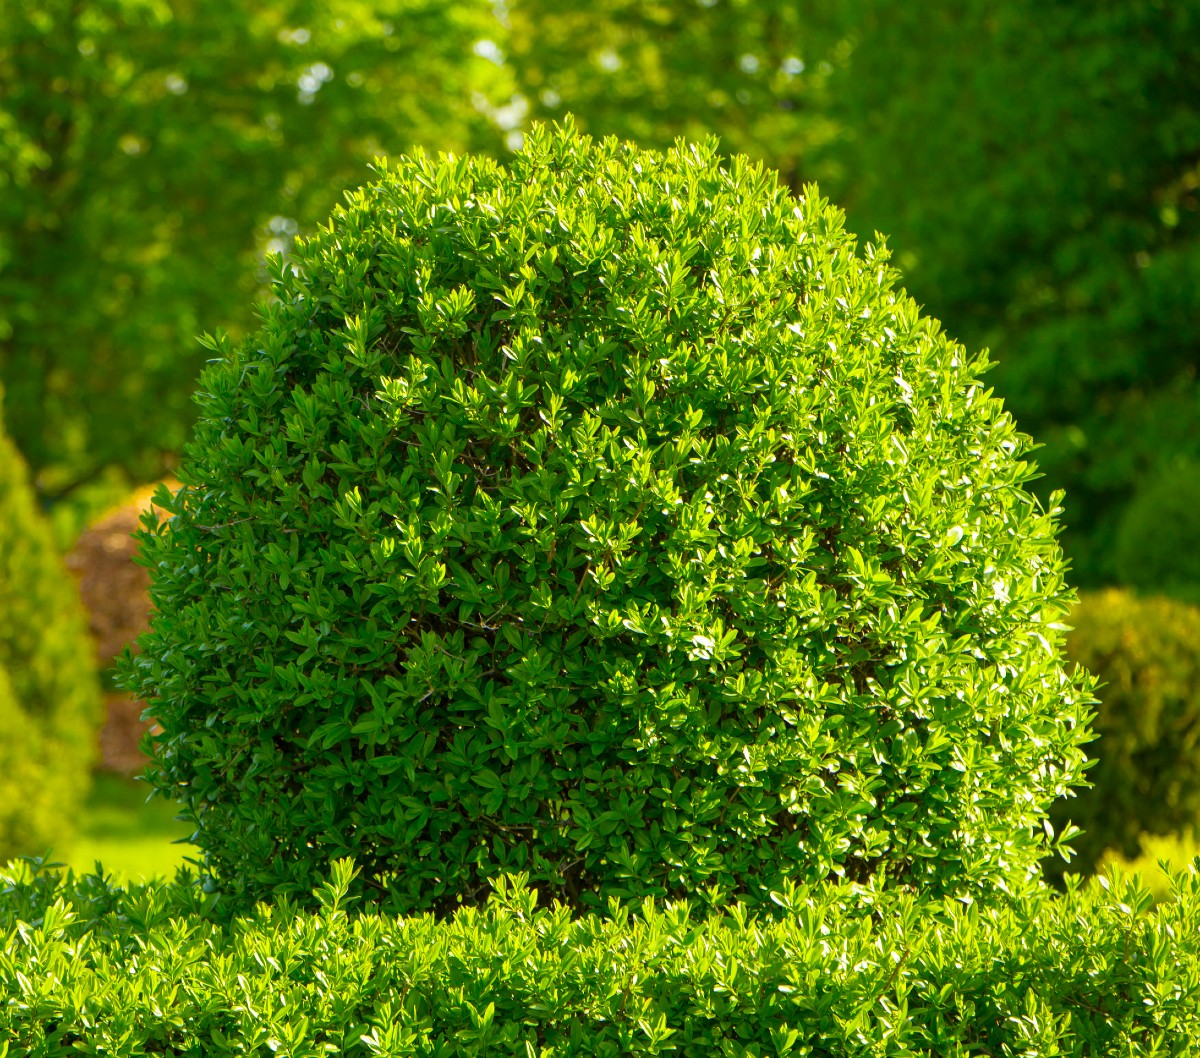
left=59, top=771, right=194, bottom=883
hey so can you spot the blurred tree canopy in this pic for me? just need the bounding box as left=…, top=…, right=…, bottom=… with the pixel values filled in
left=504, top=0, right=843, bottom=186
left=0, top=0, right=508, bottom=518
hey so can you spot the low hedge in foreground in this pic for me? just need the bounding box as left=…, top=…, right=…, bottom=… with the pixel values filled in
left=3, top=858, right=1199, bottom=1056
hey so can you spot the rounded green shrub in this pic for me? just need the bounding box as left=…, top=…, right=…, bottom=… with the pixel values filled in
left=0, top=411, right=102, bottom=861
left=1048, top=589, right=1200, bottom=878
left=122, top=122, right=1093, bottom=918
left=1114, top=461, right=1200, bottom=606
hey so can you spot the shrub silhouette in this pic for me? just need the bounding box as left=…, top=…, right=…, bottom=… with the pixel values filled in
left=0, top=409, right=102, bottom=859
left=121, top=121, right=1093, bottom=918
left=1114, top=461, right=1200, bottom=607
left=1048, top=589, right=1200, bottom=878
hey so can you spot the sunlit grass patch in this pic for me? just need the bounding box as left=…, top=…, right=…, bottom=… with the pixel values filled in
left=59, top=771, right=193, bottom=884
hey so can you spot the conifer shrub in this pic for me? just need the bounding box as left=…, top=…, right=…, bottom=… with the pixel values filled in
left=0, top=663, right=54, bottom=855
left=121, top=121, right=1094, bottom=918
left=0, top=411, right=102, bottom=860
left=1048, top=589, right=1200, bottom=878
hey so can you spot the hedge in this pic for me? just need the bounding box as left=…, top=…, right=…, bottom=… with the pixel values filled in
left=2, top=858, right=1199, bottom=1055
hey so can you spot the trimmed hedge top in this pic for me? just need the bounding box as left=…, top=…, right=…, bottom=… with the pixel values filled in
left=3, top=859, right=1199, bottom=1056
left=122, top=120, right=1093, bottom=918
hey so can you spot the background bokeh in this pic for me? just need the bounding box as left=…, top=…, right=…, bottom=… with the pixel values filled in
left=1, top=0, right=1197, bottom=887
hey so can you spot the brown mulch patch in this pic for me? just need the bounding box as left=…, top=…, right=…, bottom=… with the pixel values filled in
left=67, top=479, right=177, bottom=774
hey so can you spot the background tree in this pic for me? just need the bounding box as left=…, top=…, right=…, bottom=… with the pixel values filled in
left=504, top=0, right=843, bottom=188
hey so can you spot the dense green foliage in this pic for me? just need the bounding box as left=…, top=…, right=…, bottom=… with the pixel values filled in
left=1114, top=461, right=1200, bottom=604
left=0, top=411, right=101, bottom=859
left=0, top=0, right=508, bottom=516
left=1049, top=590, right=1200, bottom=878
left=2, top=6, right=1195, bottom=1048
left=3, top=857, right=1200, bottom=1055
left=1098, top=828, right=1200, bottom=905
left=121, top=124, right=1092, bottom=919
left=809, top=0, right=1200, bottom=587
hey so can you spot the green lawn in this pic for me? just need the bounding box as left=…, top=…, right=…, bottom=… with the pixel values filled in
left=60, top=772, right=194, bottom=883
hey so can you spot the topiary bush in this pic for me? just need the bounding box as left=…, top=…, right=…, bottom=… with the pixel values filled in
left=0, top=408, right=103, bottom=861
left=1048, top=588, right=1200, bottom=879
left=121, top=121, right=1094, bottom=919
left=1114, top=460, right=1200, bottom=606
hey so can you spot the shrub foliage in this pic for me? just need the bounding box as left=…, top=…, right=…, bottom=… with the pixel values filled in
left=0, top=413, right=101, bottom=859
left=2, top=859, right=1199, bottom=1055
left=122, top=122, right=1092, bottom=917
left=1049, top=589, right=1200, bottom=877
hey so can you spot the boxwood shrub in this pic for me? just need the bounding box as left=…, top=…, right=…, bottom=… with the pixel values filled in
left=120, top=120, right=1093, bottom=919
